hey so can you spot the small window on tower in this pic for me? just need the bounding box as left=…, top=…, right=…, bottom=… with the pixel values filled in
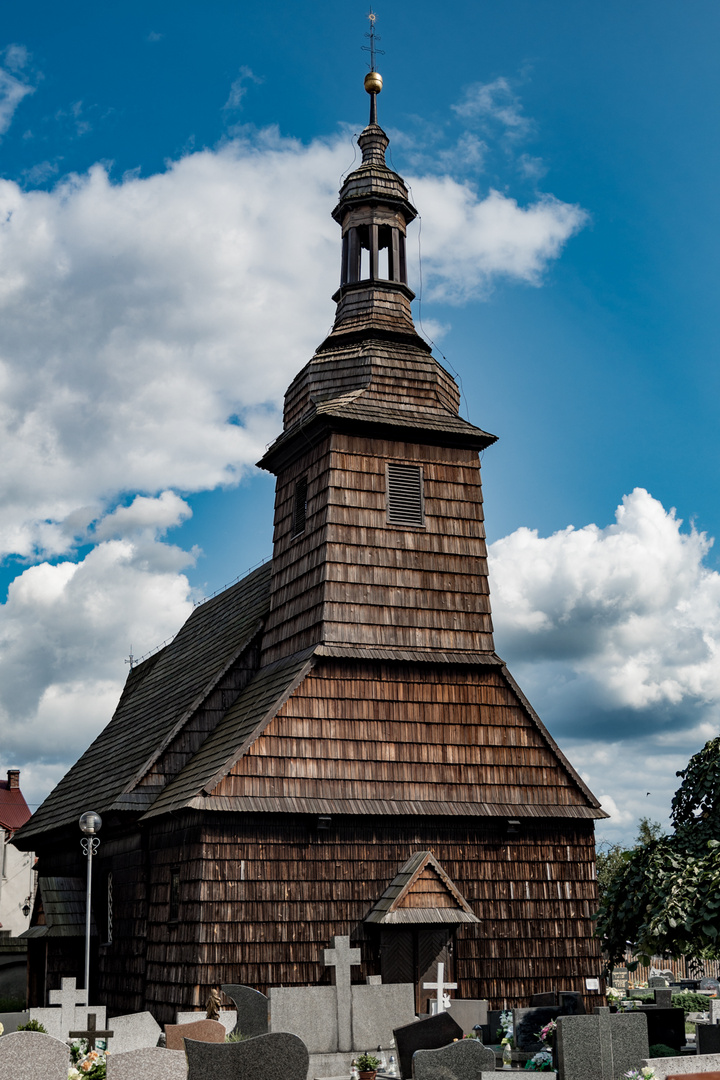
left=291, top=477, right=308, bottom=537
left=386, top=462, right=425, bottom=526
left=169, top=867, right=180, bottom=923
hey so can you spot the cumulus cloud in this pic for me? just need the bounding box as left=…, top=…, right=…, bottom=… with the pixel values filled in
left=0, top=536, right=195, bottom=808
left=489, top=489, right=720, bottom=837
left=490, top=488, right=720, bottom=714
left=0, top=127, right=584, bottom=562
left=412, top=181, right=586, bottom=302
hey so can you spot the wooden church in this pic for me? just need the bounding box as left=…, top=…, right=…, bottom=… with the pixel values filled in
left=14, top=71, right=606, bottom=1021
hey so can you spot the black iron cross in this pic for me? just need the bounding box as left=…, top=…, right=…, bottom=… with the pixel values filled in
left=69, top=1013, right=114, bottom=1051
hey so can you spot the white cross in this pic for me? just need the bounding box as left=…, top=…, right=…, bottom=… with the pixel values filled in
left=48, top=977, right=88, bottom=1033
left=423, top=962, right=457, bottom=1012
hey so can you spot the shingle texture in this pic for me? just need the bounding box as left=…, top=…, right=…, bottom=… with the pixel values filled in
left=14, top=562, right=272, bottom=844
left=0, top=779, right=31, bottom=832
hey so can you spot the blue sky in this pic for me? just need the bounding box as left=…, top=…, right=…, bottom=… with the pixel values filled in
left=0, top=0, right=719, bottom=846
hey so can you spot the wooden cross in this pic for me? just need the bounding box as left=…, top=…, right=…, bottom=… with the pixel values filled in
left=69, top=1013, right=114, bottom=1051
left=423, top=962, right=457, bottom=1012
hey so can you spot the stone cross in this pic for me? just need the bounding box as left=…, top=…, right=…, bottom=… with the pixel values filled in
left=69, top=1013, right=115, bottom=1051
left=423, top=962, right=457, bottom=1012
left=48, top=978, right=88, bottom=1035
left=324, top=935, right=361, bottom=1053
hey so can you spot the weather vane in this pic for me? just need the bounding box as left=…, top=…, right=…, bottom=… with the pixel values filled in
left=362, top=8, right=384, bottom=72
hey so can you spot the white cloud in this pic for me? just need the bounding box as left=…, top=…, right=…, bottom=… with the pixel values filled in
left=0, top=45, right=33, bottom=136
left=452, top=77, right=531, bottom=138
left=224, top=66, right=263, bottom=112
left=489, top=488, right=720, bottom=716
left=411, top=181, right=586, bottom=302
left=0, top=537, right=195, bottom=808
left=0, top=127, right=584, bottom=562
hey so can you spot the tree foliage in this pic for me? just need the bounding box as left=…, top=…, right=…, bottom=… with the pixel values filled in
left=595, top=738, right=720, bottom=969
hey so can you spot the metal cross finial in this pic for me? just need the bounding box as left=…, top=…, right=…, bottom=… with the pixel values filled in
left=125, top=646, right=134, bottom=670
left=362, top=8, right=384, bottom=72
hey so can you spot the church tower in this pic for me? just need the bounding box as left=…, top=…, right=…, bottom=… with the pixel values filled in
left=15, top=67, right=606, bottom=1020
left=260, top=73, right=497, bottom=665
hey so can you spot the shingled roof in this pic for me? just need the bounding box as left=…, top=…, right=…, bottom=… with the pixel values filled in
left=0, top=773, right=31, bottom=833
left=14, top=562, right=272, bottom=846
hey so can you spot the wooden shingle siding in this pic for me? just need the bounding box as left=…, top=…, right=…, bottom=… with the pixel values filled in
left=89, top=813, right=601, bottom=1021
left=262, top=436, right=494, bottom=664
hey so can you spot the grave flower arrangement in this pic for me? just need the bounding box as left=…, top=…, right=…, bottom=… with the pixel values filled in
left=497, top=1010, right=514, bottom=1045
left=68, top=1039, right=108, bottom=1080
left=537, top=1019, right=556, bottom=1047
left=524, top=1050, right=553, bottom=1071
left=623, top=1069, right=656, bottom=1080
left=606, top=987, right=623, bottom=1006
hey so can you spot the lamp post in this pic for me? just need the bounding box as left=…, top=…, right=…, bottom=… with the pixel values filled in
left=79, top=810, right=102, bottom=994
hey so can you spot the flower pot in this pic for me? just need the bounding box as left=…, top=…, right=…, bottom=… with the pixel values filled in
left=359, top=1071, right=377, bottom=1080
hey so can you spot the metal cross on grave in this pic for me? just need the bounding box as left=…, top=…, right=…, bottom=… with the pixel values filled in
left=69, top=1013, right=114, bottom=1052
left=423, top=962, right=457, bottom=1013
left=324, top=935, right=361, bottom=1053
left=48, top=978, right=88, bottom=1037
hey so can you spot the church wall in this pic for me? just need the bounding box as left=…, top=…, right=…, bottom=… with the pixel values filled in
left=184, top=812, right=601, bottom=1012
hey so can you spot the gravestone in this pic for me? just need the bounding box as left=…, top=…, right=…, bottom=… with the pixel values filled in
left=650, top=977, right=670, bottom=988
left=352, top=984, right=417, bottom=1050
left=640, top=1054, right=720, bottom=1079
left=106, top=1047, right=188, bottom=1080
left=30, top=976, right=107, bottom=1041
left=557, top=1009, right=649, bottom=1080
left=268, top=986, right=337, bottom=1054
left=530, top=991, right=585, bottom=1014
left=655, top=988, right=673, bottom=1008
left=107, top=1012, right=162, bottom=1053
left=412, top=1037, right=495, bottom=1080
left=0, top=1030, right=70, bottom=1080
left=531, top=991, right=558, bottom=1006
left=69, top=1013, right=114, bottom=1050
left=710, top=1000, right=720, bottom=1024
left=635, top=1005, right=685, bottom=1053
left=185, top=1031, right=309, bottom=1080
left=700, top=980, right=720, bottom=995
left=445, top=999, right=488, bottom=1033
left=697, top=1024, right=720, bottom=1056
left=220, top=984, right=268, bottom=1038
left=177, top=1010, right=236, bottom=1034
left=324, top=935, right=361, bottom=1053
left=393, top=1011, right=463, bottom=1080
left=513, top=1006, right=561, bottom=1052
left=423, top=962, right=457, bottom=1014
left=487, top=1008, right=504, bottom=1042
left=164, top=1018, right=226, bottom=1050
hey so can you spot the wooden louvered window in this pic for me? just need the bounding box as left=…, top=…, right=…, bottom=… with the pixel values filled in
left=386, top=462, right=425, bottom=527
left=291, top=477, right=308, bottom=538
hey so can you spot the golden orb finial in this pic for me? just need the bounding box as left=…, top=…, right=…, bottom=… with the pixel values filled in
left=364, top=71, right=383, bottom=95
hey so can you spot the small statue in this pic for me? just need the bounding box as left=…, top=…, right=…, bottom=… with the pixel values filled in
left=206, top=988, right=222, bottom=1021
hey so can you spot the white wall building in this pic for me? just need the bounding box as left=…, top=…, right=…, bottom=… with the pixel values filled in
left=0, top=770, right=34, bottom=938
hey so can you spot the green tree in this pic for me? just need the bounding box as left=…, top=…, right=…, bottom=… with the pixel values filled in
left=595, top=738, right=720, bottom=970
left=596, top=818, right=663, bottom=906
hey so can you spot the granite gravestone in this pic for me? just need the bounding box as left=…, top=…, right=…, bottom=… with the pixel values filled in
left=185, top=1031, right=309, bottom=1080
left=530, top=991, right=584, bottom=1013
left=445, top=1000, right=488, bottom=1034
left=352, top=984, right=417, bottom=1050
left=268, top=985, right=337, bottom=1054
left=0, top=1030, right=70, bottom=1080
left=700, top=979, right=720, bottom=995
left=411, top=1038, right=495, bottom=1080
left=220, top=984, right=268, bottom=1038
left=393, top=1012, right=464, bottom=1080
left=324, top=936, right=361, bottom=1054
left=635, top=1006, right=685, bottom=1053
left=164, top=1018, right=226, bottom=1050
left=176, top=1010, right=236, bottom=1034
left=640, top=1053, right=720, bottom=1079
left=697, top=1024, right=720, bottom=1056
left=513, top=1006, right=561, bottom=1052
left=107, top=1012, right=162, bottom=1054
left=557, top=1009, right=649, bottom=1080
left=650, top=977, right=670, bottom=988
left=710, top=1001, right=720, bottom=1025
left=106, top=1047, right=188, bottom=1080
left=655, top=989, right=673, bottom=1008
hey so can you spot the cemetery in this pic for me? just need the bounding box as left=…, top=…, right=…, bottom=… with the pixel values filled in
left=2, top=25, right=720, bottom=1080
